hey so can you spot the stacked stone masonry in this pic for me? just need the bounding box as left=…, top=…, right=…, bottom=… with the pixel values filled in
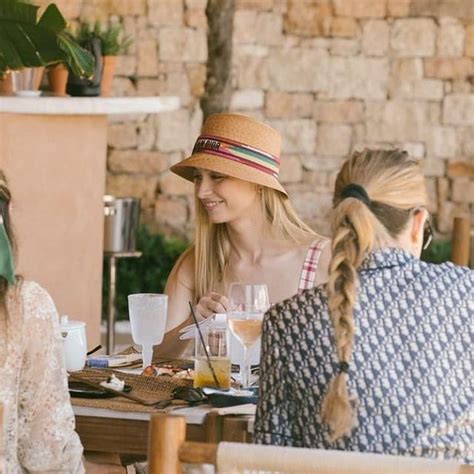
left=52, top=0, right=473, bottom=238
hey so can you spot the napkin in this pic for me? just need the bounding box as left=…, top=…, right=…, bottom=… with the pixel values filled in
left=87, top=352, right=142, bottom=368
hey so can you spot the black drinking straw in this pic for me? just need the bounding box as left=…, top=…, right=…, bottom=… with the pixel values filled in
left=188, top=301, right=221, bottom=389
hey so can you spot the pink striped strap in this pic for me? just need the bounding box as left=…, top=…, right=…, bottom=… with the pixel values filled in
left=192, top=134, right=280, bottom=178
left=298, top=239, right=330, bottom=292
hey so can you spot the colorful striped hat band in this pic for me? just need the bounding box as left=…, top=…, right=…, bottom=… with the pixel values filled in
left=192, top=134, right=280, bottom=178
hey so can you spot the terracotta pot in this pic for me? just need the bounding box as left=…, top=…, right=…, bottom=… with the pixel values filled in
left=100, top=55, right=117, bottom=97
left=0, top=71, right=13, bottom=94
left=48, top=63, right=69, bottom=96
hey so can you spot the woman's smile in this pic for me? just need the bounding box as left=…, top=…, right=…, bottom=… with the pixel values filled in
left=201, top=199, right=225, bottom=211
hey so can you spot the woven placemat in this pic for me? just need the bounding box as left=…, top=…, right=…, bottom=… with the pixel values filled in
left=70, top=367, right=193, bottom=413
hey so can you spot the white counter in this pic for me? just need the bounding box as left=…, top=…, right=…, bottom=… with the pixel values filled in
left=0, top=95, right=180, bottom=346
left=0, top=96, right=180, bottom=115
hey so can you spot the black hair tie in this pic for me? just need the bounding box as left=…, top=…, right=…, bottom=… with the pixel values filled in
left=340, top=183, right=371, bottom=207
left=338, top=361, right=350, bottom=374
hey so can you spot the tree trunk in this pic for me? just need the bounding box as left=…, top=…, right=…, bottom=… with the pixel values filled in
left=201, top=0, right=235, bottom=121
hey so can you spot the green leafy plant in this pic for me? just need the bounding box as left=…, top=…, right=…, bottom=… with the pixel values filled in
left=74, top=20, right=102, bottom=45
left=74, top=20, right=132, bottom=56
left=0, top=0, right=94, bottom=77
left=99, top=23, right=133, bottom=56
left=103, top=227, right=189, bottom=321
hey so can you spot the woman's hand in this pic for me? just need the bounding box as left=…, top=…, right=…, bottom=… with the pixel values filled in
left=196, top=292, right=230, bottom=319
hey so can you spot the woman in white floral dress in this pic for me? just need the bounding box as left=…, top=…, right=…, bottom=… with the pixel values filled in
left=0, top=172, right=84, bottom=473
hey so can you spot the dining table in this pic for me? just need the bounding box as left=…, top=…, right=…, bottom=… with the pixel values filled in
left=73, top=403, right=254, bottom=454
left=70, top=358, right=255, bottom=455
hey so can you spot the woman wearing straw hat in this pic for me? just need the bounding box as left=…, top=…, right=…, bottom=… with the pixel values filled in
left=155, top=113, right=331, bottom=357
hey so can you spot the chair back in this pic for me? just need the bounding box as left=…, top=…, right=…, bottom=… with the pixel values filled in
left=147, top=414, right=473, bottom=474
left=148, top=414, right=187, bottom=474
left=451, top=216, right=471, bottom=266
left=215, top=442, right=472, bottom=473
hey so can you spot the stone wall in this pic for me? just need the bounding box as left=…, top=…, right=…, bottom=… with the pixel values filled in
left=55, top=0, right=473, bottom=239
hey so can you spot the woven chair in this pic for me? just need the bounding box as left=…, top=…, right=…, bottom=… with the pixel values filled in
left=147, top=414, right=473, bottom=474
left=451, top=216, right=471, bottom=267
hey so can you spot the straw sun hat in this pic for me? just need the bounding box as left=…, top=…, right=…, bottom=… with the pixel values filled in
left=170, top=113, right=287, bottom=196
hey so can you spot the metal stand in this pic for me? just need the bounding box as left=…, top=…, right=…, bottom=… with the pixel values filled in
left=104, top=250, right=142, bottom=354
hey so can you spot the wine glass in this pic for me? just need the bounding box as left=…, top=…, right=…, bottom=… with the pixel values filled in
left=227, top=283, right=270, bottom=388
left=128, top=293, right=168, bottom=370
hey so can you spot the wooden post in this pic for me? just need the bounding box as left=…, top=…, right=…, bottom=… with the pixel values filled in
left=471, top=229, right=474, bottom=269
left=201, top=0, right=235, bottom=120
left=451, top=217, right=470, bottom=266
left=148, top=415, right=186, bottom=474
left=205, top=411, right=223, bottom=443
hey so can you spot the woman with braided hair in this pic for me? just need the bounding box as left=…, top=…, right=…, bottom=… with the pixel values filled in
left=255, top=149, right=473, bottom=463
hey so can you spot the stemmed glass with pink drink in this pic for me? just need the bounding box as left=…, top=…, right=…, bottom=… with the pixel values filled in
left=227, top=283, right=270, bottom=388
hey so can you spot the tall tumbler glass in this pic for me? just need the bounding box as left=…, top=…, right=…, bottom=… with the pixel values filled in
left=194, top=321, right=231, bottom=390
left=128, top=293, right=168, bottom=369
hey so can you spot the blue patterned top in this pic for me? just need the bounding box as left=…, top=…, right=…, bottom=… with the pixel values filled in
left=254, top=248, right=473, bottom=463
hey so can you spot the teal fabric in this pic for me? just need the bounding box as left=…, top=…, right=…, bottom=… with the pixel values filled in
left=0, top=218, right=15, bottom=285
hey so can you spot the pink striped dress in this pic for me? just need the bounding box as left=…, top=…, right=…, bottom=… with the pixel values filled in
left=298, top=239, right=330, bottom=291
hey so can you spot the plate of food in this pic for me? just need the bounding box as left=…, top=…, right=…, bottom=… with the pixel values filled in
left=142, top=363, right=195, bottom=381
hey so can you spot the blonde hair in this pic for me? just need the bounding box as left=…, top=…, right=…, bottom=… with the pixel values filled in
left=321, top=149, right=427, bottom=441
left=192, top=185, right=316, bottom=301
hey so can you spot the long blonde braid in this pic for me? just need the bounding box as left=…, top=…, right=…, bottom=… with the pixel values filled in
left=321, top=149, right=427, bottom=441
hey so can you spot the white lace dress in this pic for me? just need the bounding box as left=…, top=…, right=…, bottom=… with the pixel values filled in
left=0, top=280, right=84, bottom=473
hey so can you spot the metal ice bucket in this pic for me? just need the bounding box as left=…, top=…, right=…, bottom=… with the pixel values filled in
left=103, top=195, right=140, bottom=253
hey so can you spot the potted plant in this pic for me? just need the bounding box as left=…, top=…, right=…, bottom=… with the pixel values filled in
left=9, top=66, right=44, bottom=96
left=47, top=61, right=69, bottom=96
left=0, top=71, right=13, bottom=94
left=98, top=23, right=132, bottom=96
left=72, top=21, right=133, bottom=96
left=0, top=0, right=94, bottom=94
left=66, top=22, right=103, bottom=96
